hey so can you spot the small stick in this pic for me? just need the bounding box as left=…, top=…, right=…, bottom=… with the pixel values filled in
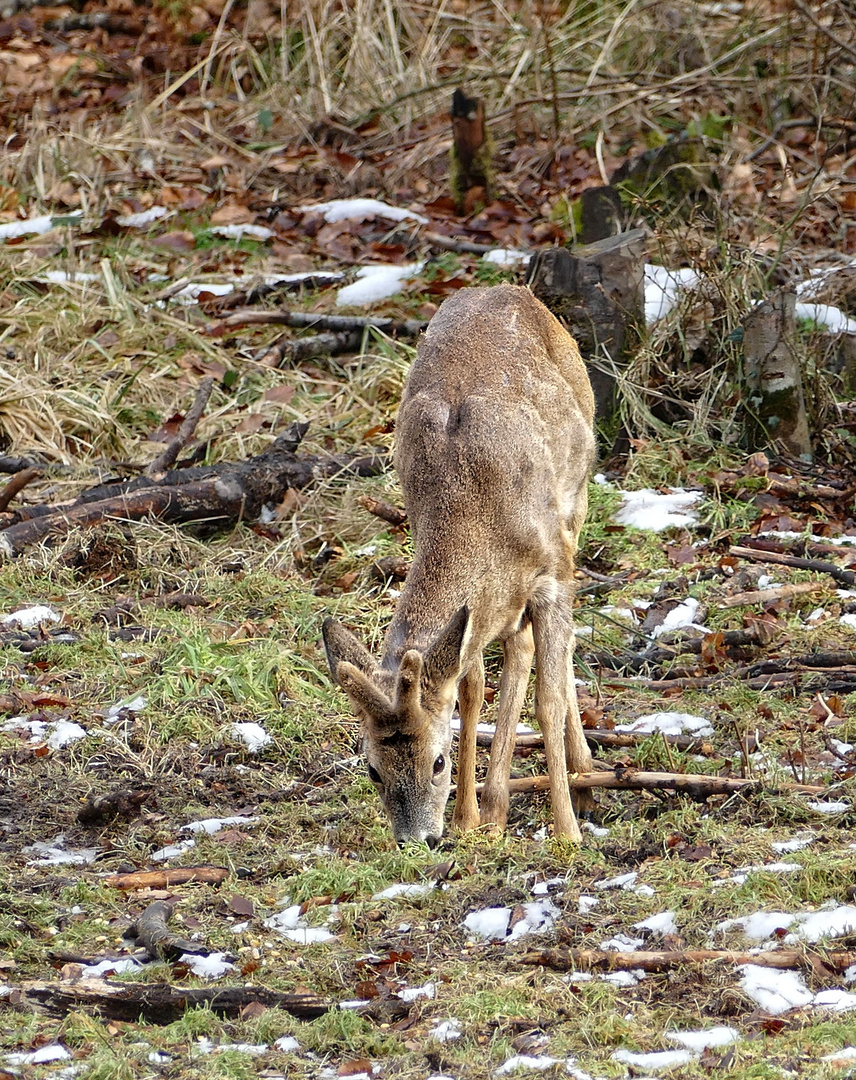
left=104, top=866, right=230, bottom=890
left=730, top=545, right=856, bottom=587
left=718, top=582, right=825, bottom=608
left=522, top=946, right=856, bottom=974
left=469, top=728, right=715, bottom=755
left=359, top=494, right=407, bottom=527
left=0, top=467, right=42, bottom=512
left=125, top=900, right=204, bottom=960
left=255, top=330, right=361, bottom=366
left=147, top=377, right=215, bottom=475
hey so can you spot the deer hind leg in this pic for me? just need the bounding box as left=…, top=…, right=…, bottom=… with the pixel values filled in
left=564, top=646, right=596, bottom=820
left=532, top=591, right=582, bottom=842
left=452, top=655, right=484, bottom=832
left=479, top=622, right=535, bottom=829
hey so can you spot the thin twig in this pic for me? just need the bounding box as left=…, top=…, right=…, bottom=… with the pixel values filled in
left=147, top=377, right=215, bottom=476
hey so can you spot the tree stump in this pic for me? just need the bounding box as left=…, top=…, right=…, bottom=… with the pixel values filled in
left=525, top=229, right=646, bottom=424
left=743, top=290, right=812, bottom=460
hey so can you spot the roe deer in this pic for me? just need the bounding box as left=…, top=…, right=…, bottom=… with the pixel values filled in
left=323, top=284, right=595, bottom=846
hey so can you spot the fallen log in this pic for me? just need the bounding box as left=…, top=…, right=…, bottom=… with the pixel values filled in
left=470, top=728, right=715, bottom=755
left=15, top=977, right=331, bottom=1023
left=105, top=866, right=230, bottom=891
left=731, top=545, right=856, bottom=588
left=521, top=946, right=856, bottom=975
left=0, top=423, right=386, bottom=557
left=464, top=768, right=824, bottom=798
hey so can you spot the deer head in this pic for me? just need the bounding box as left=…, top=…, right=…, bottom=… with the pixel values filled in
left=322, top=606, right=470, bottom=847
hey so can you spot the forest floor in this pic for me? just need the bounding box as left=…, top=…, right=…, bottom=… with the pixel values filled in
left=1, top=1, right=856, bottom=1078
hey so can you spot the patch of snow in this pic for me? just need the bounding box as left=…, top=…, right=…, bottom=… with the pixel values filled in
left=182, top=816, right=260, bottom=835
left=739, top=965, right=814, bottom=1014
left=150, top=838, right=196, bottom=861
left=599, top=604, right=638, bottom=623
left=814, top=988, right=856, bottom=1012
left=429, top=1020, right=462, bottom=1042
left=650, top=598, right=710, bottom=639
left=823, top=1047, right=856, bottom=1061
left=612, top=1047, right=694, bottom=1070
left=601, top=969, right=645, bottom=987
left=172, top=282, right=236, bottom=304
left=615, top=487, right=703, bottom=531
left=194, top=1037, right=268, bottom=1056
left=532, top=877, right=565, bottom=895
left=761, top=529, right=856, bottom=546
left=263, top=904, right=335, bottom=944
left=595, top=871, right=638, bottom=891
left=795, top=302, right=856, bottom=334
left=338, top=999, right=371, bottom=1010
left=634, top=911, right=677, bottom=935
left=398, top=982, right=435, bottom=1002
left=483, top=248, right=531, bottom=266
left=578, top=896, right=600, bottom=915
left=0, top=213, right=80, bottom=239
left=281, top=926, right=337, bottom=944
left=230, top=722, right=271, bottom=752
left=274, top=1036, right=300, bottom=1052
left=116, top=206, right=171, bottom=227
left=644, top=264, right=701, bottom=324
left=0, top=605, right=60, bottom=628
left=211, top=223, right=274, bottom=241
left=372, top=882, right=434, bottom=900
left=840, top=614, right=856, bottom=632
left=616, top=711, right=713, bottom=737
left=807, top=799, right=851, bottom=814
left=464, top=907, right=511, bottom=941
left=39, top=270, right=100, bottom=284
left=495, top=1056, right=563, bottom=1075
left=105, top=694, right=147, bottom=719
left=507, top=900, right=560, bottom=941
left=24, top=835, right=98, bottom=866
left=148, top=1051, right=172, bottom=1063
left=717, top=910, right=796, bottom=941
left=5, top=1044, right=72, bottom=1066
left=845, top=964, right=856, bottom=984
left=335, top=261, right=425, bottom=306
left=665, top=1027, right=739, bottom=1050
left=45, top=720, right=87, bottom=749
left=298, top=198, right=428, bottom=225
left=79, top=957, right=142, bottom=977
left=582, top=822, right=609, bottom=837
left=601, top=933, right=645, bottom=952
left=179, top=952, right=235, bottom=978
left=831, top=739, right=853, bottom=755
left=784, top=905, right=856, bottom=943
left=772, top=836, right=815, bottom=853
left=807, top=608, right=827, bottom=622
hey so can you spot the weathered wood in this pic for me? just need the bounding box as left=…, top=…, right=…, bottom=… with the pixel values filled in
left=731, top=544, right=856, bottom=587
left=578, top=186, right=623, bottom=244
left=105, top=866, right=230, bottom=890
left=718, top=581, right=826, bottom=608
left=256, top=330, right=362, bottom=367
left=17, top=978, right=332, bottom=1022
left=522, top=946, right=856, bottom=975
left=0, top=467, right=42, bottom=512
left=147, top=378, right=214, bottom=475
left=126, top=901, right=203, bottom=960
left=525, top=230, right=646, bottom=421
left=743, top=290, right=812, bottom=459
left=214, top=310, right=426, bottom=335
left=466, top=768, right=824, bottom=798
left=450, top=88, right=491, bottom=212
left=0, top=424, right=386, bottom=557
left=471, top=728, right=715, bottom=755
left=359, top=495, right=407, bottom=527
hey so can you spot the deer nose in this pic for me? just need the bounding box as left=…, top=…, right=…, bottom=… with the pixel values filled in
left=425, top=834, right=440, bottom=850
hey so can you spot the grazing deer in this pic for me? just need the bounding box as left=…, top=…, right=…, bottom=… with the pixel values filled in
left=323, top=284, right=595, bottom=846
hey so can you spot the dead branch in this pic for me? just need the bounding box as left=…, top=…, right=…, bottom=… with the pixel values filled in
left=590, top=624, right=775, bottom=675
left=211, top=273, right=345, bottom=311
left=718, top=581, right=826, bottom=608
left=16, top=977, right=331, bottom=1023
left=213, top=310, right=427, bottom=335
left=0, top=467, right=42, bottom=512
left=521, top=946, right=856, bottom=975
left=0, top=423, right=386, bottom=558
left=0, top=455, right=43, bottom=474
left=422, top=231, right=495, bottom=255
left=255, top=330, right=362, bottom=366
left=359, top=494, right=407, bottom=527
left=105, top=866, right=230, bottom=890
left=147, top=378, right=214, bottom=475
left=737, top=534, right=856, bottom=561
left=125, top=900, right=203, bottom=960
left=731, top=545, right=856, bottom=588
left=467, top=767, right=824, bottom=798
left=471, top=728, right=715, bottom=755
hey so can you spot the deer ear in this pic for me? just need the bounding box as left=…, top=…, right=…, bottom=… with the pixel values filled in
left=336, top=661, right=395, bottom=727
left=322, top=618, right=376, bottom=683
left=423, top=605, right=470, bottom=690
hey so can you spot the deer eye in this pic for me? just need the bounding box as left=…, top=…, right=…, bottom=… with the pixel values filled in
left=433, top=754, right=446, bottom=776
left=367, top=763, right=381, bottom=785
